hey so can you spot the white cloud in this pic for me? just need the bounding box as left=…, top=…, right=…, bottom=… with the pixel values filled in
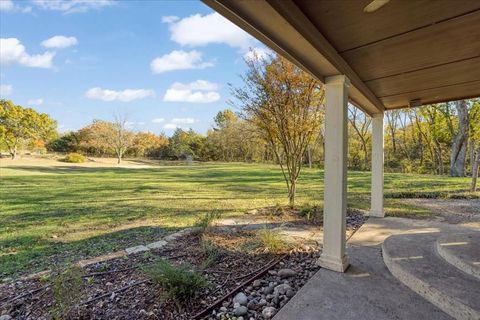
left=171, top=118, right=195, bottom=124
left=85, top=87, right=155, bottom=102
left=0, top=84, right=13, bottom=96
left=244, top=47, right=273, bottom=61
left=41, top=35, right=78, bottom=49
left=124, top=121, right=135, bottom=129
left=151, top=118, right=165, bottom=123
left=0, top=38, right=55, bottom=69
left=32, top=0, right=115, bottom=14
left=161, top=15, right=179, bottom=23
left=0, top=0, right=14, bottom=11
left=150, top=50, right=214, bottom=74
left=163, top=123, right=179, bottom=130
left=166, top=12, right=255, bottom=50
left=163, top=80, right=220, bottom=103
left=27, top=98, right=44, bottom=105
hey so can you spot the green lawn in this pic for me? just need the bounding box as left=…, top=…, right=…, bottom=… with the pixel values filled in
left=0, top=161, right=474, bottom=279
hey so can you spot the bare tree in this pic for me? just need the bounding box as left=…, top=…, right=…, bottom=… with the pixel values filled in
left=89, top=115, right=134, bottom=164
left=110, top=115, right=134, bottom=164
left=348, top=105, right=372, bottom=169
left=231, top=55, right=324, bottom=206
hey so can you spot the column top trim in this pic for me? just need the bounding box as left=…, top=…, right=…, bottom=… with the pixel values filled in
left=325, top=75, right=351, bottom=86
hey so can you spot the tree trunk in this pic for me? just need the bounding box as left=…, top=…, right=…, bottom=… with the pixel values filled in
left=307, top=145, right=312, bottom=169
left=10, top=146, right=17, bottom=160
left=288, top=179, right=296, bottom=207
left=450, top=100, right=469, bottom=177
left=471, top=147, right=480, bottom=192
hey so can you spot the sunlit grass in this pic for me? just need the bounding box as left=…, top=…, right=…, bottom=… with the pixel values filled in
left=0, top=161, right=475, bottom=278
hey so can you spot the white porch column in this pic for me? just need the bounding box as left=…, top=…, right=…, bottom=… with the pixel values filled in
left=370, top=113, right=384, bottom=217
left=318, top=75, right=349, bottom=273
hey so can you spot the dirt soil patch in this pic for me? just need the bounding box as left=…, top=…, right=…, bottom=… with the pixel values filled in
left=405, top=198, right=480, bottom=225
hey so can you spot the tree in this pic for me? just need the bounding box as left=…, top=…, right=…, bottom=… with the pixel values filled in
left=47, top=132, right=80, bottom=153
left=0, top=99, right=57, bottom=159
left=231, top=55, right=324, bottom=206
left=469, top=101, right=480, bottom=191
left=130, top=132, right=168, bottom=158
left=214, top=109, right=237, bottom=129
left=447, top=100, right=469, bottom=176
left=348, top=105, right=371, bottom=170
left=167, top=128, right=206, bottom=160
left=78, top=117, right=134, bottom=163
left=105, top=115, right=135, bottom=164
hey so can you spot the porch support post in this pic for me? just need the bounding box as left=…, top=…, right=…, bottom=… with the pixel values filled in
left=318, top=75, right=350, bottom=273
left=370, top=113, right=384, bottom=217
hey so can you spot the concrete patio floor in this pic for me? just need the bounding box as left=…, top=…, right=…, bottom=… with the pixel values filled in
left=273, top=217, right=479, bottom=320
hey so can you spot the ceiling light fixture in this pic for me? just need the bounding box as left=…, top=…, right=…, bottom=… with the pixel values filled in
left=363, top=0, right=391, bottom=13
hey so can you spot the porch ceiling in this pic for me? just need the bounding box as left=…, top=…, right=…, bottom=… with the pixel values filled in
left=203, top=0, right=480, bottom=115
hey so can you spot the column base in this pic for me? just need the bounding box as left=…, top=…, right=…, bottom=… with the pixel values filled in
left=369, top=209, right=385, bottom=218
left=317, top=253, right=349, bottom=272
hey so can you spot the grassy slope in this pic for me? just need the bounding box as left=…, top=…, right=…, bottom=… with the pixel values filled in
left=0, top=162, right=474, bottom=278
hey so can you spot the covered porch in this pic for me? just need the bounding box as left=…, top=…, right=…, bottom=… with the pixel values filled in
left=202, top=0, right=480, bottom=318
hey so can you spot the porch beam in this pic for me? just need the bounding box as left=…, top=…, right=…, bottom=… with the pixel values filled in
left=318, top=75, right=350, bottom=273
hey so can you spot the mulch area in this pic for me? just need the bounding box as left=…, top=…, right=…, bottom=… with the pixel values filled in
left=0, top=209, right=366, bottom=320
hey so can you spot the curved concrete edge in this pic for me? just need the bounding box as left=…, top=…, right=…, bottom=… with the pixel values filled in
left=436, top=237, right=480, bottom=281
left=382, top=239, right=480, bottom=320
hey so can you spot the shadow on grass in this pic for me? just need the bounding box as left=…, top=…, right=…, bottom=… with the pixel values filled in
left=0, top=225, right=178, bottom=279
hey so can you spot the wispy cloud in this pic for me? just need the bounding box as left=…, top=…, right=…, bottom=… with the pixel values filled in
left=32, top=0, right=115, bottom=14
left=150, top=50, right=214, bottom=74
left=0, top=84, right=13, bottom=96
left=244, top=47, right=273, bottom=61
left=85, top=87, right=155, bottom=102
left=163, top=80, right=220, bottom=103
left=163, top=123, right=179, bottom=130
left=0, top=0, right=14, bottom=11
left=171, top=118, right=196, bottom=124
left=152, top=118, right=165, bottom=123
left=27, top=98, right=44, bottom=106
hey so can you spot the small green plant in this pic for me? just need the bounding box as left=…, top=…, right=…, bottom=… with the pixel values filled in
left=39, top=273, right=50, bottom=283
left=300, top=205, right=321, bottom=221
left=62, top=153, right=86, bottom=163
left=200, top=237, right=223, bottom=268
left=257, top=227, right=288, bottom=253
left=144, top=259, right=208, bottom=303
left=49, top=266, right=85, bottom=320
left=194, top=211, right=220, bottom=234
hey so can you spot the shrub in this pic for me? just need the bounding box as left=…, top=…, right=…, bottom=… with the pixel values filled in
left=257, top=227, right=288, bottom=253
left=49, top=266, right=85, bottom=319
left=300, top=204, right=321, bottom=221
left=194, top=211, right=220, bottom=234
left=62, top=152, right=86, bottom=163
left=144, top=259, right=208, bottom=303
left=200, top=237, right=223, bottom=268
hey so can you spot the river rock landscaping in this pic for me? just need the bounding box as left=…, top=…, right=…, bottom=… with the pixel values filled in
left=0, top=208, right=366, bottom=320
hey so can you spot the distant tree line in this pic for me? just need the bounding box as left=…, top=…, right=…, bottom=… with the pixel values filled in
left=1, top=56, right=479, bottom=194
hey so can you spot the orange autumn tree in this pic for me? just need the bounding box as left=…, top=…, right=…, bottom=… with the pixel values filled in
left=231, top=54, right=324, bottom=206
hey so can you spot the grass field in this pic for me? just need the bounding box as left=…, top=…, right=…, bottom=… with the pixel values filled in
left=0, top=158, right=475, bottom=279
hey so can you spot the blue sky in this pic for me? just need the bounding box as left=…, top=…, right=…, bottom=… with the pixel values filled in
left=0, top=0, right=270, bottom=135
